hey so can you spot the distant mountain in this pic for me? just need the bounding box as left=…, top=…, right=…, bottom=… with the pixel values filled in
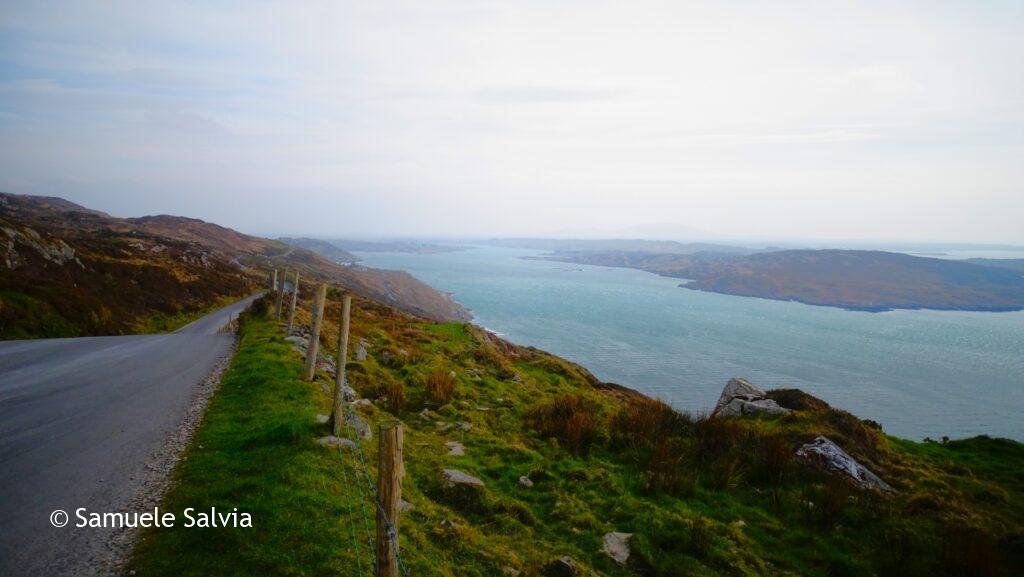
left=278, top=237, right=358, bottom=264
left=965, top=258, right=1024, bottom=274
left=0, top=193, right=470, bottom=338
left=485, top=237, right=758, bottom=255
left=326, top=239, right=467, bottom=254
left=542, top=248, right=1024, bottom=312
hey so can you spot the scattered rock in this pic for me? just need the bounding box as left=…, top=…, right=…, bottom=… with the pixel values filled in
left=445, top=441, right=465, bottom=456
left=458, top=421, right=472, bottom=432
left=602, top=532, right=632, bottom=565
left=285, top=335, right=309, bottom=353
left=713, top=378, right=791, bottom=418
left=419, top=408, right=433, bottom=421
left=320, top=382, right=331, bottom=396
left=518, top=475, right=534, bottom=488
left=512, top=374, right=523, bottom=384
left=542, top=556, right=580, bottom=577
left=347, top=412, right=372, bottom=440
left=400, top=500, right=413, bottom=513
left=436, top=422, right=454, bottom=433
left=355, top=345, right=368, bottom=361
left=796, top=436, right=895, bottom=493
left=315, top=414, right=329, bottom=424
left=316, top=436, right=356, bottom=449
left=338, top=384, right=357, bottom=401
left=352, top=399, right=373, bottom=409
left=502, top=567, right=521, bottom=577
left=442, top=469, right=484, bottom=489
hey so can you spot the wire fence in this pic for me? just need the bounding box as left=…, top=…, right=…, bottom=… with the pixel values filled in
left=340, top=403, right=411, bottom=577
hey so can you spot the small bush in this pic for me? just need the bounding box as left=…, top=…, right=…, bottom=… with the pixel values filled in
left=527, top=395, right=600, bottom=456
left=646, top=437, right=695, bottom=495
left=424, top=368, right=456, bottom=405
left=609, top=396, right=693, bottom=450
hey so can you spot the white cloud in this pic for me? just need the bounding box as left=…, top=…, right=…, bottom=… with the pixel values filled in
left=0, top=0, right=1021, bottom=242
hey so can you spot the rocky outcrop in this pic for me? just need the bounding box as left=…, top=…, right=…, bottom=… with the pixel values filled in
left=713, top=378, right=791, bottom=418
left=602, top=532, right=632, bottom=565
left=796, top=436, right=895, bottom=493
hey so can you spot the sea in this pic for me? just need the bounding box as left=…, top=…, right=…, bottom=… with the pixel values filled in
left=355, top=246, right=1024, bottom=441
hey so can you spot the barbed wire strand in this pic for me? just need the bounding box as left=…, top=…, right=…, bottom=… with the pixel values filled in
left=344, top=403, right=411, bottom=577
left=338, top=442, right=367, bottom=577
left=343, top=418, right=378, bottom=569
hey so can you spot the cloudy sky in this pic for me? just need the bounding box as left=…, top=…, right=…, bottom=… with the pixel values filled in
left=1, top=1, right=1022, bottom=242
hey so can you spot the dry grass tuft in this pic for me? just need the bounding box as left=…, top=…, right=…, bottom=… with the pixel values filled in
left=527, top=394, right=600, bottom=456
left=423, top=367, right=456, bottom=405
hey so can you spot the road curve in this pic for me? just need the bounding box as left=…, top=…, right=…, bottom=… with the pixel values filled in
left=0, top=294, right=261, bottom=577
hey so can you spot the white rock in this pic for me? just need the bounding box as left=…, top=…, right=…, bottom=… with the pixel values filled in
left=315, top=414, right=329, bottom=424
left=355, top=345, right=368, bottom=361
left=518, top=475, right=534, bottom=488
left=796, top=436, right=895, bottom=493
left=442, top=468, right=484, bottom=488
left=445, top=441, right=465, bottom=456
left=602, top=532, right=632, bottom=565
left=713, top=378, right=790, bottom=418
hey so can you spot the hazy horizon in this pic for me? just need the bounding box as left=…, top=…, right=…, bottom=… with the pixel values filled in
left=2, top=1, right=1023, bottom=243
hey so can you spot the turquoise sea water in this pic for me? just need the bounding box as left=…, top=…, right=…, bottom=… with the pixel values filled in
left=356, top=246, right=1024, bottom=441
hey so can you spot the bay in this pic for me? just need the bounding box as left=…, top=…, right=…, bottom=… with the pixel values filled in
left=356, top=246, right=1024, bottom=441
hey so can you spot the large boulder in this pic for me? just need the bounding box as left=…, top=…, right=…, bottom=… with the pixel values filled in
left=602, top=532, right=632, bottom=565
left=796, top=436, right=895, bottom=493
left=713, top=378, right=791, bottom=418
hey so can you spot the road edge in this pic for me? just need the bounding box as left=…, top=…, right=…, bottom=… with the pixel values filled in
left=99, top=335, right=240, bottom=577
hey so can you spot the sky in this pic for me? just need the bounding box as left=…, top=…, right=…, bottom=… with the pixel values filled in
left=0, top=1, right=1022, bottom=243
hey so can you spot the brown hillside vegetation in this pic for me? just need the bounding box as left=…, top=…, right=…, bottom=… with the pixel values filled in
left=0, top=193, right=469, bottom=339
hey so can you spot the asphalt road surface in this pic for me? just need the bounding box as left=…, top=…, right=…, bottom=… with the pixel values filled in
left=0, top=294, right=260, bottom=576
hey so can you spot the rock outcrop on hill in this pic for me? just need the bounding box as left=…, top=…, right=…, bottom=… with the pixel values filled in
left=713, top=378, right=791, bottom=417
left=797, top=436, right=895, bottom=493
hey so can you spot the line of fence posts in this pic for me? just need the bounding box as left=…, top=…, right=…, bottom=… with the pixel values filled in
left=303, top=283, right=327, bottom=381
left=331, top=294, right=352, bottom=436
left=286, top=271, right=300, bottom=335
left=288, top=273, right=404, bottom=576
left=275, top=267, right=288, bottom=319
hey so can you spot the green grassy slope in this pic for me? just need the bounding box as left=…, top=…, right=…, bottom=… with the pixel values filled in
left=130, top=297, right=1024, bottom=576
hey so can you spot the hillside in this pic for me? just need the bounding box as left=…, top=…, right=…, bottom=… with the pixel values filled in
left=542, top=249, right=1024, bottom=312
left=131, top=292, right=1024, bottom=576
left=277, top=237, right=359, bottom=264
left=0, top=193, right=469, bottom=339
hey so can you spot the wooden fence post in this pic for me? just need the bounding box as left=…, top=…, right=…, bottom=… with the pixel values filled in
left=275, top=267, right=288, bottom=319
left=270, top=268, right=278, bottom=293
left=304, top=283, right=327, bottom=381
left=331, top=294, right=352, bottom=436
left=376, top=423, right=403, bottom=577
left=286, top=271, right=300, bottom=335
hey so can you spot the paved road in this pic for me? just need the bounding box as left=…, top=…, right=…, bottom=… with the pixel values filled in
left=0, top=294, right=260, bottom=576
